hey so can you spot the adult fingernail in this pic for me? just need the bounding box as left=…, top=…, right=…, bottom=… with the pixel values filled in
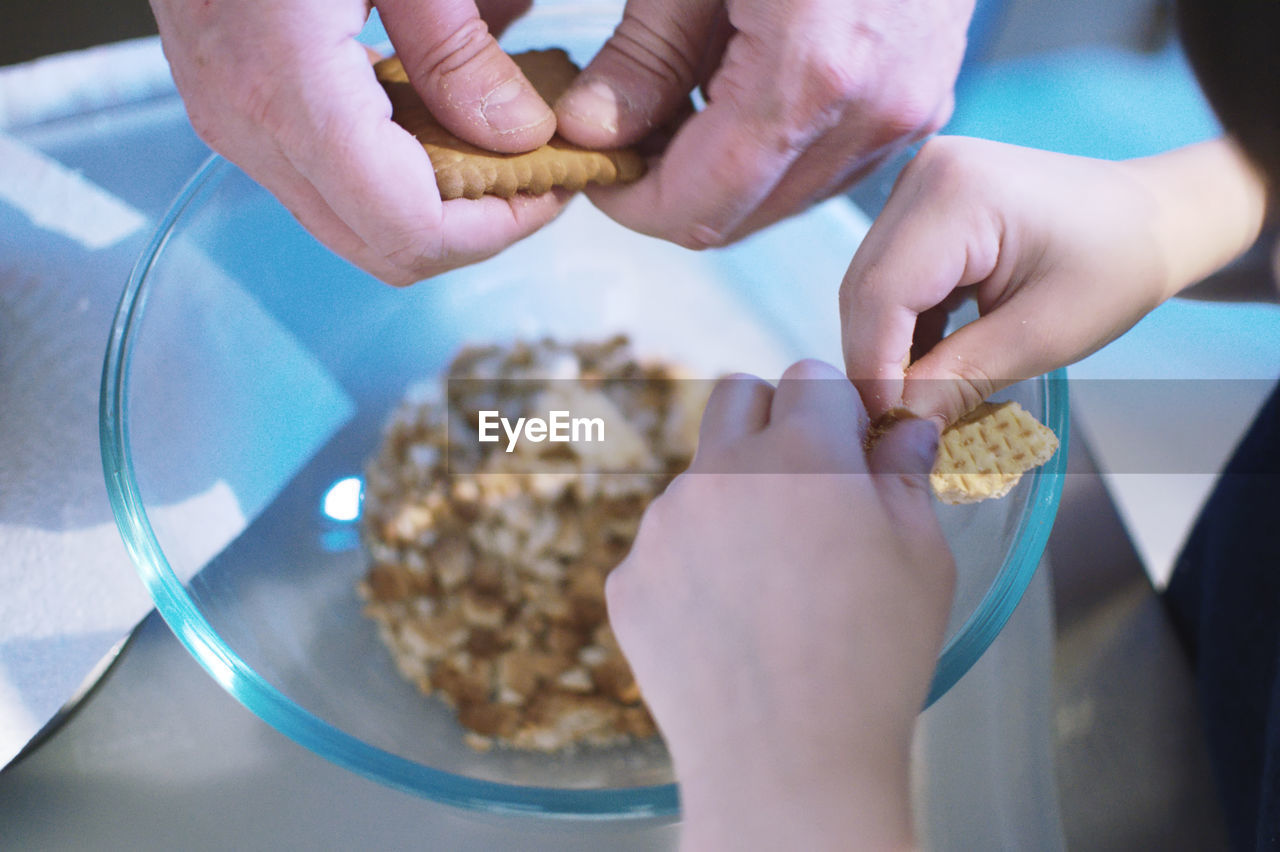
left=482, top=78, right=553, bottom=134
left=558, top=78, right=622, bottom=134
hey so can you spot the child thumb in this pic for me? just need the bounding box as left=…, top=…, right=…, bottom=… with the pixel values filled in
left=867, top=415, right=940, bottom=521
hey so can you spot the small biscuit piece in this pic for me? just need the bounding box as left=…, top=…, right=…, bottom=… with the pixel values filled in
left=931, top=401, right=1059, bottom=504
left=862, top=406, right=917, bottom=454
left=374, top=50, right=646, bottom=200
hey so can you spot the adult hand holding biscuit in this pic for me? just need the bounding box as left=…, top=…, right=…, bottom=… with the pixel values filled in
left=150, top=0, right=567, bottom=285
left=839, top=136, right=1268, bottom=427
left=607, top=359, right=952, bottom=849
left=553, top=0, right=973, bottom=248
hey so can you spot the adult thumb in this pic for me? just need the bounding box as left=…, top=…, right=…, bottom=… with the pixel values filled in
left=554, top=0, right=720, bottom=149
left=379, top=0, right=555, bottom=153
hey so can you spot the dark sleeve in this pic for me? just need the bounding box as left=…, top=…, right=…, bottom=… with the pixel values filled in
left=1165, top=379, right=1280, bottom=851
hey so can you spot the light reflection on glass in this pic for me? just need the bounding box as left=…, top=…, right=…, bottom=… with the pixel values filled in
left=322, top=475, right=363, bottom=522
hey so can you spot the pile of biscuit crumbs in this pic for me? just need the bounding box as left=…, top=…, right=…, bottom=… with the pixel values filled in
left=358, top=336, right=708, bottom=752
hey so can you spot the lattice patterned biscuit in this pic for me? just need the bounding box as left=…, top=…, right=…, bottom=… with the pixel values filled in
left=930, top=401, right=1059, bottom=504
left=374, top=50, right=646, bottom=200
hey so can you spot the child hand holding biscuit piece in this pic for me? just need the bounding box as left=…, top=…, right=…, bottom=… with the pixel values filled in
left=607, top=360, right=953, bottom=850
left=829, top=4, right=1280, bottom=838
left=839, top=136, right=1268, bottom=428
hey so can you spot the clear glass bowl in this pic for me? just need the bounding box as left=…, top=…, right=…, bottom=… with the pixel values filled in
left=100, top=5, right=1067, bottom=820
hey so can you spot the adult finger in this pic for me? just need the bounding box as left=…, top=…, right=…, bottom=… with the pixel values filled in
left=238, top=143, right=419, bottom=284
left=245, top=118, right=566, bottom=281
left=696, top=373, right=774, bottom=456
left=584, top=15, right=892, bottom=248
left=728, top=133, right=896, bottom=244
left=268, top=38, right=565, bottom=281
left=262, top=34, right=444, bottom=261
left=209, top=96, right=427, bottom=283
left=378, top=0, right=555, bottom=153
left=473, top=0, right=532, bottom=37
left=583, top=85, right=827, bottom=247
left=554, top=0, right=721, bottom=149
left=433, top=189, right=570, bottom=271
left=728, top=92, right=953, bottom=242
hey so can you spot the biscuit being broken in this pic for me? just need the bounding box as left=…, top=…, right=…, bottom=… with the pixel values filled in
left=375, top=50, right=646, bottom=200
left=930, top=401, right=1059, bottom=504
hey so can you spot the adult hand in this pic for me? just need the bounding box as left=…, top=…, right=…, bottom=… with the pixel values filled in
left=840, top=136, right=1269, bottom=426
left=553, top=0, right=974, bottom=248
left=607, top=360, right=953, bottom=850
left=150, top=0, right=568, bottom=285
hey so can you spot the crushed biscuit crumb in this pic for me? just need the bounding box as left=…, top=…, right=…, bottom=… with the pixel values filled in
left=359, top=337, right=709, bottom=751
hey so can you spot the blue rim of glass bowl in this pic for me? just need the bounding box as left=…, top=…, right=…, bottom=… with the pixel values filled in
left=101, top=155, right=1069, bottom=819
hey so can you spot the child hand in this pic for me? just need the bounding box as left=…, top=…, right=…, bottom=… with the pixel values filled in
left=840, top=136, right=1267, bottom=425
left=607, top=359, right=953, bottom=849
